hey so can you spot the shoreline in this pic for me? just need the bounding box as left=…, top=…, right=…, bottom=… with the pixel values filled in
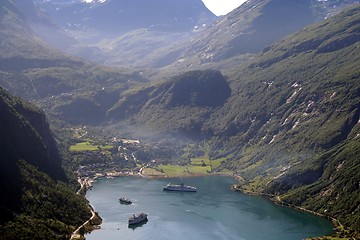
left=78, top=171, right=351, bottom=240
left=231, top=185, right=349, bottom=239
left=138, top=171, right=358, bottom=239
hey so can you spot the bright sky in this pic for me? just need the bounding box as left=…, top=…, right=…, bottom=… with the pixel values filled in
left=82, top=0, right=247, bottom=17
left=201, top=0, right=247, bottom=16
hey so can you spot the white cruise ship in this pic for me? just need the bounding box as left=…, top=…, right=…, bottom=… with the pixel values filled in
left=163, top=183, right=197, bottom=192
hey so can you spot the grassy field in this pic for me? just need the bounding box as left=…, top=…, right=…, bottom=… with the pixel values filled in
left=155, top=164, right=211, bottom=177
left=69, top=141, right=113, bottom=152
left=143, top=156, right=227, bottom=177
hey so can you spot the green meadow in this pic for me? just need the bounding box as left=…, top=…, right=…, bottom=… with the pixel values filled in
left=147, top=157, right=226, bottom=177
left=69, top=141, right=113, bottom=152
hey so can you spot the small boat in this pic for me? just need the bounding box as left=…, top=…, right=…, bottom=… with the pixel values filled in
left=163, top=183, right=197, bottom=192
left=128, top=212, right=148, bottom=225
left=119, top=197, right=132, bottom=204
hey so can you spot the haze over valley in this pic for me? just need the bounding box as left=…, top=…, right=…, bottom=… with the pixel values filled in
left=0, top=0, right=359, bottom=239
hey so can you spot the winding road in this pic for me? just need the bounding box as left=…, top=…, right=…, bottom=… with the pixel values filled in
left=70, top=179, right=97, bottom=240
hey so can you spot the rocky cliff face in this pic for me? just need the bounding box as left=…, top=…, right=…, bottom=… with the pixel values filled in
left=0, top=87, right=65, bottom=213
left=0, top=87, right=91, bottom=239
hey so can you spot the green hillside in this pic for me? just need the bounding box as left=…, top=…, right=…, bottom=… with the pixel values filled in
left=0, top=87, right=91, bottom=239
left=0, top=0, right=359, bottom=238
left=211, top=4, right=360, bottom=235
left=104, top=4, right=360, bottom=235
left=107, top=70, right=231, bottom=137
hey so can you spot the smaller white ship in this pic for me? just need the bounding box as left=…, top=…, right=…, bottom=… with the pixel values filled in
left=163, top=183, right=197, bottom=192
left=128, top=212, right=148, bottom=225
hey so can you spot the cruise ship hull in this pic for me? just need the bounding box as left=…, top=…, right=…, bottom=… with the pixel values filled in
left=163, top=184, right=197, bottom=192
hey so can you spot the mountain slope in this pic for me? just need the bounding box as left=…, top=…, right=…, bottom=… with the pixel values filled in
left=210, top=4, right=360, bottom=234
left=104, top=4, right=360, bottom=234
left=0, top=87, right=64, bottom=181
left=0, top=0, right=56, bottom=59
left=12, top=0, right=77, bottom=50
left=276, top=138, right=360, bottom=232
left=107, top=3, right=360, bottom=146
left=17, top=0, right=359, bottom=69
left=107, top=70, right=231, bottom=138
left=0, top=0, right=83, bottom=100
left=149, top=0, right=359, bottom=70
left=34, top=0, right=216, bottom=40
left=0, top=0, right=357, bottom=236
left=25, top=0, right=216, bottom=67
left=0, top=87, right=91, bottom=239
left=0, top=0, right=149, bottom=121
left=0, top=0, right=85, bottom=96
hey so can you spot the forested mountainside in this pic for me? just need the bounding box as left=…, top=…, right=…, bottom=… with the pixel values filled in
left=105, top=4, right=360, bottom=140
left=214, top=4, right=360, bottom=232
left=0, top=87, right=91, bottom=239
left=105, top=4, right=360, bottom=233
left=0, top=0, right=359, bottom=238
left=0, top=2, right=96, bottom=238
left=106, top=70, right=231, bottom=138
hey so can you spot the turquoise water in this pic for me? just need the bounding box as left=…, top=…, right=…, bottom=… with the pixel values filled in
left=85, top=176, right=333, bottom=240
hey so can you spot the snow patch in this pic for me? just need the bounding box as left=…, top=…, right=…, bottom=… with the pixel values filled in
left=82, top=0, right=107, bottom=4
left=269, top=134, right=277, bottom=144
left=291, top=82, right=301, bottom=88
left=286, top=88, right=301, bottom=103
left=354, top=133, right=360, bottom=140
left=281, top=117, right=289, bottom=126
left=330, top=91, right=337, bottom=99
left=286, top=82, right=302, bottom=103
left=336, top=161, right=345, bottom=171
left=263, top=81, right=273, bottom=88
left=292, top=120, right=300, bottom=130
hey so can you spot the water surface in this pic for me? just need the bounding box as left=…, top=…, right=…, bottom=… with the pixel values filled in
left=86, top=176, right=333, bottom=240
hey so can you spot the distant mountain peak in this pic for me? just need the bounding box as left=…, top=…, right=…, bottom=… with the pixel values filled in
left=33, top=0, right=216, bottom=40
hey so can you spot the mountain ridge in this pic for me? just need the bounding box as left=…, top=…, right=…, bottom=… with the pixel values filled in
left=99, top=5, right=360, bottom=234
left=145, top=0, right=360, bottom=70
left=19, top=0, right=359, bottom=70
left=0, top=0, right=359, bottom=238
left=33, top=0, right=216, bottom=39
left=107, top=70, right=231, bottom=138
